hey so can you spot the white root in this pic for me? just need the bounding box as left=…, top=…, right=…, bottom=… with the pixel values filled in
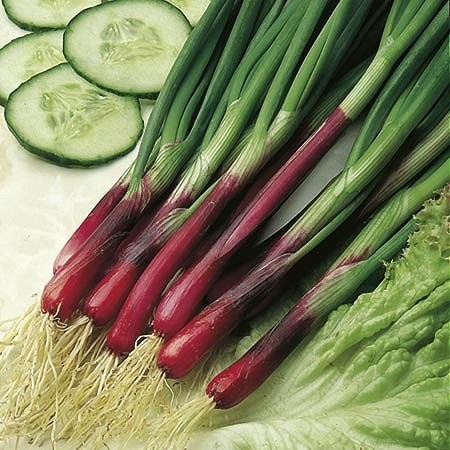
left=67, top=334, right=165, bottom=445
left=0, top=306, right=106, bottom=444
left=148, top=395, right=215, bottom=450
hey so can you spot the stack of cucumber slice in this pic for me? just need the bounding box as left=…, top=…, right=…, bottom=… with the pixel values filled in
left=0, top=0, right=204, bottom=166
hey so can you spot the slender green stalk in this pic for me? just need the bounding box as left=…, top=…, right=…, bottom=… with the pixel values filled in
left=226, top=0, right=371, bottom=182
left=175, top=66, right=215, bottom=142
left=253, top=0, right=284, bottom=34
left=286, top=40, right=447, bottom=245
left=131, top=0, right=234, bottom=185
left=135, top=0, right=271, bottom=194
left=341, top=0, right=444, bottom=120
left=413, top=88, right=449, bottom=141
left=290, top=0, right=376, bottom=120
left=317, top=220, right=415, bottom=314
left=199, top=0, right=294, bottom=147
left=362, top=115, right=450, bottom=215
left=330, top=158, right=450, bottom=270
left=254, top=0, right=333, bottom=131
left=227, top=0, right=302, bottom=105
left=281, top=0, right=354, bottom=114
left=159, top=25, right=224, bottom=147
left=225, top=0, right=376, bottom=177
left=380, top=0, right=428, bottom=46
left=183, top=0, right=265, bottom=146
left=345, top=5, right=448, bottom=167
left=341, top=0, right=390, bottom=67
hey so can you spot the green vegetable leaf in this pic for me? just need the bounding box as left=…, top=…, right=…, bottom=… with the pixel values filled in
left=189, top=186, right=450, bottom=450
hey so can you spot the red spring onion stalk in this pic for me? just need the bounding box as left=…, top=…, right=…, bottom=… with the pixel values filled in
left=150, top=2, right=447, bottom=340
left=107, top=0, right=371, bottom=354
left=53, top=168, right=132, bottom=273
left=156, top=41, right=448, bottom=377
left=207, top=167, right=450, bottom=408
left=40, top=0, right=237, bottom=320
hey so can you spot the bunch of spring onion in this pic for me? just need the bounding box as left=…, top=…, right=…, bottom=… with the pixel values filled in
left=75, top=0, right=446, bottom=421
left=0, top=0, right=447, bottom=445
left=63, top=0, right=448, bottom=444
left=150, top=68, right=449, bottom=450
left=0, top=0, right=367, bottom=440
left=58, top=0, right=387, bottom=439
left=66, top=58, right=377, bottom=449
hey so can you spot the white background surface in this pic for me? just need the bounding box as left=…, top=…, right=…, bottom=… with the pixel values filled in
left=0, top=6, right=360, bottom=448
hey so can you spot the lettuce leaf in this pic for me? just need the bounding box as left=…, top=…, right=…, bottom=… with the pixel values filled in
left=188, top=186, right=450, bottom=450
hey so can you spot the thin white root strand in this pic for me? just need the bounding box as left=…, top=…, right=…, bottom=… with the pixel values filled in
left=180, top=348, right=224, bottom=405
left=124, top=368, right=167, bottom=438
left=0, top=306, right=57, bottom=440
left=0, top=303, right=39, bottom=354
left=67, top=335, right=164, bottom=445
left=148, top=395, right=215, bottom=450
left=57, top=346, right=119, bottom=439
left=0, top=310, right=101, bottom=444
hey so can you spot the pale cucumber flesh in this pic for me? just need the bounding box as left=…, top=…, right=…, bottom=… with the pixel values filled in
left=0, top=30, right=65, bottom=105
left=167, top=0, right=210, bottom=25
left=63, top=0, right=191, bottom=97
left=5, top=63, right=143, bottom=166
left=2, top=0, right=102, bottom=31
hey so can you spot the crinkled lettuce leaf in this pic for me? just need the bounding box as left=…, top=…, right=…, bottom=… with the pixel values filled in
left=189, top=186, right=450, bottom=450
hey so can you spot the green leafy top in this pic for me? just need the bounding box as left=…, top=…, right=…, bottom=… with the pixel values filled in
left=189, top=185, right=450, bottom=450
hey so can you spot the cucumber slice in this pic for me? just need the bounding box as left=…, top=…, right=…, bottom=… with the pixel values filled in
left=63, top=0, right=191, bottom=97
left=102, top=0, right=209, bottom=25
left=5, top=63, right=143, bottom=167
left=1, top=0, right=102, bottom=31
left=167, top=0, right=210, bottom=26
left=0, top=30, right=65, bottom=106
